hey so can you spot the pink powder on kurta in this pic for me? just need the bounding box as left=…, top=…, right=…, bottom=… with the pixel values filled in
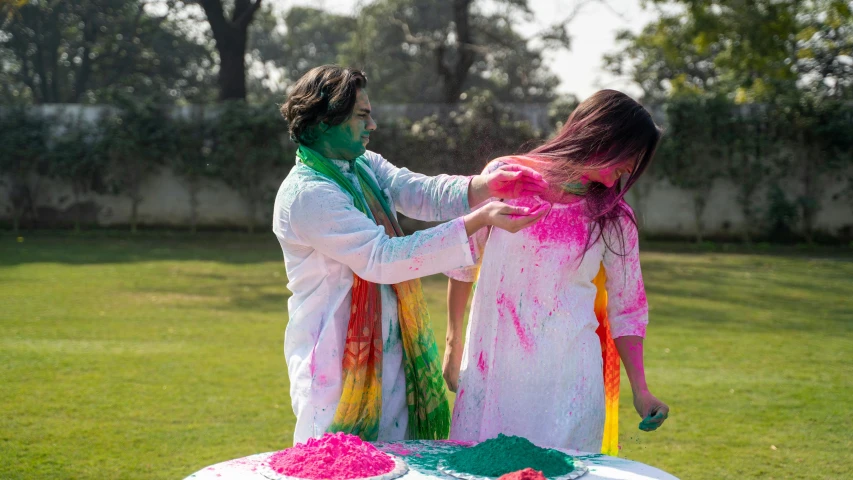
left=497, top=293, right=534, bottom=352
left=477, top=351, right=487, bottom=374
left=526, top=202, right=588, bottom=246
left=267, top=433, right=395, bottom=480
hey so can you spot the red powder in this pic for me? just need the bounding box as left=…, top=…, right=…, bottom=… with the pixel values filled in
left=498, top=468, right=547, bottom=480
left=267, top=433, right=395, bottom=480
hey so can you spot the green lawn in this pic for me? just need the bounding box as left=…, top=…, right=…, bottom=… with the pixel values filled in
left=1, top=233, right=851, bottom=479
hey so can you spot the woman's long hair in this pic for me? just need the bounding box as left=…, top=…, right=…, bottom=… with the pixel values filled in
left=525, top=90, right=662, bottom=256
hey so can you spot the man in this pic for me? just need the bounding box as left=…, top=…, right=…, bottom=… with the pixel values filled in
left=273, top=65, right=548, bottom=443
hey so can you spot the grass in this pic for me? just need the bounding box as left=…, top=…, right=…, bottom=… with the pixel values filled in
left=1, top=232, right=851, bottom=479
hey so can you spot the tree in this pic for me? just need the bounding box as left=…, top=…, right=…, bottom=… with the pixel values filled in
left=657, top=92, right=728, bottom=243
left=244, top=5, right=355, bottom=102
left=168, top=107, right=210, bottom=233
left=0, top=106, right=49, bottom=233
left=605, top=0, right=852, bottom=103
left=48, top=118, right=109, bottom=232
left=796, top=0, right=853, bottom=99
left=777, top=95, right=850, bottom=243
left=724, top=105, right=781, bottom=243
left=339, top=0, right=566, bottom=103
left=383, top=90, right=540, bottom=176
left=196, top=0, right=262, bottom=101
left=0, top=0, right=215, bottom=104
left=207, top=101, right=290, bottom=233
left=100, top=99, right=171, bottom=233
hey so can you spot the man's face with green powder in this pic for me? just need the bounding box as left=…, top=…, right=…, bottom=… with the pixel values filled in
left=318, top=89, right=377, bottom=160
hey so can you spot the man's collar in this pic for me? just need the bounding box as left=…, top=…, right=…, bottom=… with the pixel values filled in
left=330, top=158, right=354, bottom=173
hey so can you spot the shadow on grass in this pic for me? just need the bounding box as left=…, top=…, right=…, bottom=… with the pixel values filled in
left=642, top=253, right=853, bottom=333
left=0, top=231, right=283, bottom=266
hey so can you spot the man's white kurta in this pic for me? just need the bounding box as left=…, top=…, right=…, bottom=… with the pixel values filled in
left=272, top=150, right=474, bottom=444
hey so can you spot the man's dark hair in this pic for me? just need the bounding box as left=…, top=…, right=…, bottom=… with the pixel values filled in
left=281, top=65, right=368, bottom=145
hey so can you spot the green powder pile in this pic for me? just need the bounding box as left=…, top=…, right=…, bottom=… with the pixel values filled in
left=445, top=434, right=575, bottom=477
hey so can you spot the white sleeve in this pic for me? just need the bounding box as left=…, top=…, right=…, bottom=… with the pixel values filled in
left=444, top=218, right=489, bottom=283
left=289, top=182, right=474, bottom=284
left=602, top=208, right=649, bottom=338
left=366, top=151, right=472, bottom=221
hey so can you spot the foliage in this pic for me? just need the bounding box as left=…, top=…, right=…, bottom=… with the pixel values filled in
left=0, top=0, right=215, bottom=104
left=0, top=106, right=50, bottom=232
left=244, top=6, right=355, bottom=103
left=338, top=0, right=563, bottom=104
left=774, top=94, right=852, bottom=243
left=47, top=116, right=109, bottom=232
left=371, top=91, right=540, bottom=177
left=547, top=94, right=580, bottom=135
left=166, top=108, right=212, bottom=233
left=206, top=101, right=291, bottom=233
left=605, top=0, right=853, bottom=102
left=99, top=98, right=172, bottom=233
left=657, top=92, right=729, bottom=242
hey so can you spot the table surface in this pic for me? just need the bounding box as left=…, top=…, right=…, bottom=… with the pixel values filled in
left=184, top=440, right=679, bottom=480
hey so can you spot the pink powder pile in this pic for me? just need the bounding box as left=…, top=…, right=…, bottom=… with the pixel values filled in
left=267, top=432, right=395, bottom=480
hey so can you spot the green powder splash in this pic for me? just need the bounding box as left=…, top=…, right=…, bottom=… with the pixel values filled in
left=445, top=434, right=575, bottom=477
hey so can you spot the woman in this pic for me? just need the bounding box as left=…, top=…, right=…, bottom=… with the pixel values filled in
left=444, top=90, right=670, bottom=453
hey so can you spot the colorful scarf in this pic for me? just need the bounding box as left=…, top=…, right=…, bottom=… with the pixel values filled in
left=593, top=264, right=620, bottom=456
left=296, top=145, right=451, bottom=441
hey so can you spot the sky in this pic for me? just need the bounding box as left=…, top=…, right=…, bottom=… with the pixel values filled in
left=286, top=0, right=661, bottom=99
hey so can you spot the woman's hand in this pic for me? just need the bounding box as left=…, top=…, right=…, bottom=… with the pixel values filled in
left=469, top=163, right=549, bottom=206
left=463, top=201, right=550, bottom=237
left=633, top=390, right=669, bottom=431
left=442, top=338, right=464, bottom=393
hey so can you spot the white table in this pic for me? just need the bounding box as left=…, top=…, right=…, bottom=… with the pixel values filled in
left=184, top=440, right=679, bottom=480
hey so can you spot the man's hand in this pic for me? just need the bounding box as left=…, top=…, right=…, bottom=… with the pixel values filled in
left=469, top=163, right=549, bottom=205
left=463, top=201, right=550, bottom=237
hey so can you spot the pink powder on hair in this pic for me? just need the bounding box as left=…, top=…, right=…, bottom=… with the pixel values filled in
left=267, top=433, right=395, bottom=480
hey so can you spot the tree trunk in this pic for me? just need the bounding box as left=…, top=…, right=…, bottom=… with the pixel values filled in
left=218, top=40, right=247, bottom=101
left=199, top=0, right=262, bottom=101
left=437, top=0, right=476, bottom=104
left=73, top=187, right=82, bottom=233
left=12, top=210, right=20, bottom=235
left=246, top=195, right=256, bottom=234
left=740, top=205, right=752, bottom=245
left=130, top=188, right=141, bottom=234
left=189, top=178, right=200, bottom=234
left=631, top=178, right=652, bottom=240
left=693, top=194, right=706, bottom=244
left=72, top=10, right=98, bottom=102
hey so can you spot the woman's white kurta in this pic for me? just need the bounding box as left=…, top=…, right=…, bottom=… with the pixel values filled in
left=447, top=195, right=649, bottom=452
left=272, top=150, right=474, bottom=444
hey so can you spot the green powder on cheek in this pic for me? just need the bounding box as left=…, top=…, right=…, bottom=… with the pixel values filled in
left=445, top=434, right=575, bottom=477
